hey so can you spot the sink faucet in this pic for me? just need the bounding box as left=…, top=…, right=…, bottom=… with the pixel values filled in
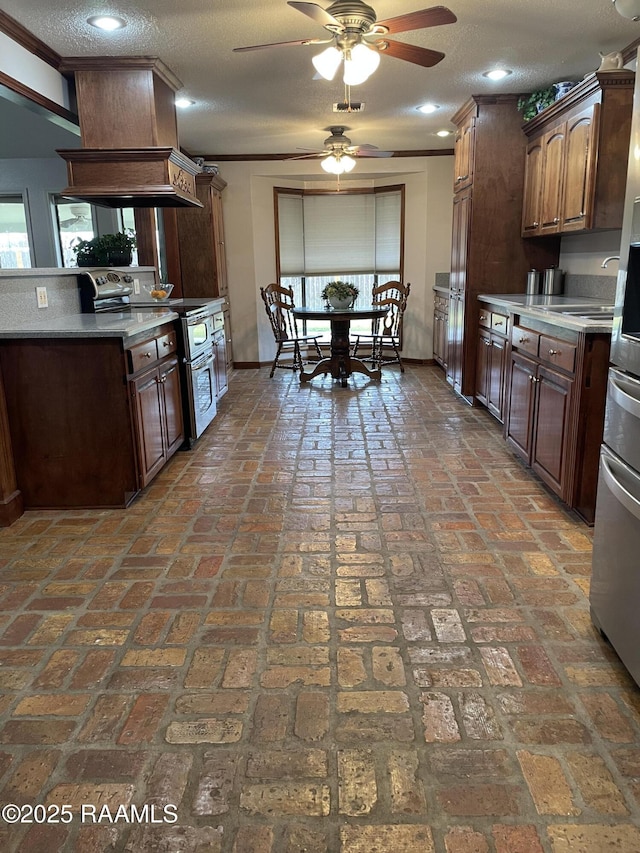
left=601, top=256, right=620, bottom=268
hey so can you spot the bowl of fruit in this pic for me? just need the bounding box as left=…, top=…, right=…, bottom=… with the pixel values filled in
left=144, top=283, right=174, bottom=301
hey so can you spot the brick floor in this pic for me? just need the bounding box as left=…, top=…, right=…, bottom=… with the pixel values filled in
left=0, top=364, right=639, bottom=852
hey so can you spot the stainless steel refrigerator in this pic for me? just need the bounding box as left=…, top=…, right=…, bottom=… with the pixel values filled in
left=590, top=72, right=640, bottom=687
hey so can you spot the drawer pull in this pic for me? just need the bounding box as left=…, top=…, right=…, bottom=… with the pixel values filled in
left=553, top=217, right=559, bottom=224
left=479, top=314, right=487, bottom=321
left=533, top=221, right=539, bottom=227
left=144, top=351, right=153, bottom=359
left=494, top=320, right=504, bottom=326
left=519, top=336, right=529, bottom=344
left=548, top=348, right=559, bottom=356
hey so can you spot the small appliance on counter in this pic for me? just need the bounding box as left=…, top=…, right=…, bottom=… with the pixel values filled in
left=542, top=267, right=564, bottom=295
left=526, top=270, right=541, bottom=295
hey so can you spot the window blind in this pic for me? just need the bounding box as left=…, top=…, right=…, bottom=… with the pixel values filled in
left=277, top=187, right=401, bottom=278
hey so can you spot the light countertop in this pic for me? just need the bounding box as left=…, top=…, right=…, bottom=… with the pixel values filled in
left=478, top=293, right=614, bottom=334
left=0, top=308, right=179, bottom=340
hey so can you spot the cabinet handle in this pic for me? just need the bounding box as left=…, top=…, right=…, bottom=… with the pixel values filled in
left=479, top=314, right=487, bottom=321
left=494, top=320, right=504, bottom=326
left=163, top=340, right=171, bottom=348
left=519, top=336, right=529, bottom=343
left=548, top=349, right=559, bottom=356
left=144, top=351, right=153, bottom=358
left=529, top=375, right=540, bottom=383
left=533, top=221, right=539, bottom=227
left=484, top=339, right=491, bottom=346
left=553, top=217, right=559, bottom=224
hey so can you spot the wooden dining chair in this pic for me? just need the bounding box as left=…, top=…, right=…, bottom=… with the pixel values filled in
left=260, top=283, right=323, bottom=377
left=352, top=281, right=411, bottom=372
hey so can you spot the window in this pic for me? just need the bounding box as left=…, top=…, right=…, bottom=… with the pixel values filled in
left=275, top=186, right=404, bottom=336
left=118, top=208, right=140, bottom=266
left=53, top=197, right=95, bottom=267
left=0, top=195, right=31, bottom=268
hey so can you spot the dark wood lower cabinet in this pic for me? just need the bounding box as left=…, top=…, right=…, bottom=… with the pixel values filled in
left=501, top=319, right=609, bottom=523
left=506, top=350, right=573, bottom=496
left=130, top=356, right=184, bottom=489
left=0, top=322, right=184, bottom=511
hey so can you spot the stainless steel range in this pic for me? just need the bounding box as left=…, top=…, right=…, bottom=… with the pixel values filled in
left=78, top=270, right=219, bottom=444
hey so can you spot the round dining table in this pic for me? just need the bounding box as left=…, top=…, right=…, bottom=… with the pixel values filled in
left=292, top=305, right=389, bottom=387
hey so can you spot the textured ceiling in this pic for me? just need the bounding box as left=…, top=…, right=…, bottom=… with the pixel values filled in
left=0, top=0, right=639, bottom=158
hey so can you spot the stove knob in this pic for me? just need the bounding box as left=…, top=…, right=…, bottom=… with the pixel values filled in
left=123, top=274, right=133, bottom=283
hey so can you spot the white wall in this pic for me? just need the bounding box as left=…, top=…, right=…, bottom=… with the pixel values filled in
left=219, top=155, right=454, bottom=366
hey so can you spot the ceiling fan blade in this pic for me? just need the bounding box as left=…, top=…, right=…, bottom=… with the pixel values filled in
left=375, top=6, right=457, bottom=35
left=233, top=37, right=329, bottom=52
left=355, top=147, right=394, bottom=157
left=287, top=1, right=343, bottom=30
left=378, top=39, right=445, bottom=68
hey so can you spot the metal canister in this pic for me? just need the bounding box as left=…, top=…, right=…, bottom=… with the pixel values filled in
left=543, top=267, right=564, bottom=295
left=526, top=270, right=541, bottom=295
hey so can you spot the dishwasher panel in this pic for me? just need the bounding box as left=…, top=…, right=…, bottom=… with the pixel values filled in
left=590, top=444, right=640, bottom=687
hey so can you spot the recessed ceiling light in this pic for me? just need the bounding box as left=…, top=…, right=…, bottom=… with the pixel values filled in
left=175, top=98, right=196, bottom=108
left=483, top=68, right=512, bottom=81
left=86, top=15, right=127, bottom=31
left=417, top=103, right=440, bottom=114
left=436, top=130, right=452, bottom=137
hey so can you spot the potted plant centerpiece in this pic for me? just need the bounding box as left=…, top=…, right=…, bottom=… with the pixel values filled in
left=72, top=231, right=136, bottom=267
left=321, top=280, right=359, bottom=309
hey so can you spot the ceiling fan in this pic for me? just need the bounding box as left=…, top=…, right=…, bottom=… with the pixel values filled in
left=59, top=204, right=92, bottom=227
left=295, top=126, right=393, bottom=173
left=233, top=1, right=457, bottom=85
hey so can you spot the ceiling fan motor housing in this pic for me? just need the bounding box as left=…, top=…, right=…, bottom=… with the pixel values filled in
left=325, top=0, right=377, bottom=32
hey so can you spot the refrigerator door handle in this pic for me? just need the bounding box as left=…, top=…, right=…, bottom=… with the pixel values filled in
left=601, top=453, right=640, bottom=522
left=609, top=369, right=640, bottom=419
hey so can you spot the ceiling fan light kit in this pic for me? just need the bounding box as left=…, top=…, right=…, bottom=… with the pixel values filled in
left=321, top=152, right=357, bottom=173
left=613, top=0, right=640, bottom=20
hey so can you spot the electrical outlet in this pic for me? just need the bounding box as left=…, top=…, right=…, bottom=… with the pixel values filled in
left=133, top=278, right=140, bottom=294
left=36, top=286, right=48, bottom=308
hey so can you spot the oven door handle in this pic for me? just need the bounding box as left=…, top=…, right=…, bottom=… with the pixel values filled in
left=609, top=369, right=640, bottom=419
left=190, top=351, right=214, bottom=370
left=601, top=453, right=640, bottom=522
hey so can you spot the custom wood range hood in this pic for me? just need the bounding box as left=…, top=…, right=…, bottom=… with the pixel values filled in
left=56, top=56, right=202, bottom=209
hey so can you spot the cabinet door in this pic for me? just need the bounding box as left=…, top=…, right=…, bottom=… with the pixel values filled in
left=131, top=368, right=165, bottom=487
left=433, top=309, right=447, bottom=367
left=561, top=106, right=598, bottom=232
left=487, top=335, right=507, bottom=422
left=531, top=364, right=573, bottom=496
left=539, top=125, right=566, bottom=233
left=522, top=139, right=544, bottom=236
left=446, top=294, right=464, bottom=393
left=450, top=191, right=472, bottom=293
left=213, top=330, right=228, bottom=398
left=505, top=351, right=537, bottom=461
left=475, top=327, right=490, bottom=405
left=453, top=115, right=475, bottom=193
left=160, top=357, right=184, bottom=455
left=212, top=189, right=228, bottom=297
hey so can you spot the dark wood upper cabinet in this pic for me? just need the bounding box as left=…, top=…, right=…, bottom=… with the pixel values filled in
left=521, top=71, right=634, bottom=237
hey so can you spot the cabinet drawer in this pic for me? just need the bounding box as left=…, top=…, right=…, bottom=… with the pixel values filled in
left=539, top=335, right=576, bottom=373
left=512, top=325, right=539, bottom=357
left=434, top=294, right=448, bottom=312
left=156, top=330, right=178, bottom=358
left=128, top=338, right=159, bottom=373
left=478, top=306, right=491, bottom=328
left=491, top=312, right=508, bottom=335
